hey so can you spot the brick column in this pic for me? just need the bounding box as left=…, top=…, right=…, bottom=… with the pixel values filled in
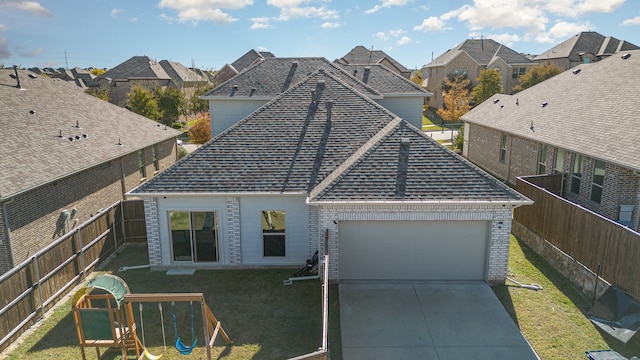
left=143, top=198, right=161, bottom=266
left=226, top=197, right=241, bottom=265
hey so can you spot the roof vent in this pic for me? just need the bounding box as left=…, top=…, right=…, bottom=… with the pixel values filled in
left=29, top=110, right=36, bottom=115
left=622, top=53, right=631, bottom=60
left=68, top=137, right=74, bottom=141
left=493, top=99, right=500, bottom=104
left=572, top=68, right=581, bottom=74
left=13, top=65, right=22, bottom=89
left=28, top=74, right=37, bottom=79
left=75, top=135, right=81, bottom=140
left=74, top=120, right=81, bottom=128
left=516, top=98, right=519, bottom=106
left=541, top=101, right=548, bottom=107
left=530, top=121, right=535, bottom=132
left=82, top=134, right=88, bottom=138
left=117, top=139, right=122, bottom=146
left=58, top=130, right=63, bottom=138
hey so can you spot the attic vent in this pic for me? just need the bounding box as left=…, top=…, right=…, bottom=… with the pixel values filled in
left=493, top=99, right=500, bottom=104
left=572, top=68, right=581, bottom=74
left=541, top=101, right=548, bottom=107
left=622, top=53, right=631, bottom=60
left=29, top=110, right=36, bottom=115
left=28, top=74, right=37, bottom=79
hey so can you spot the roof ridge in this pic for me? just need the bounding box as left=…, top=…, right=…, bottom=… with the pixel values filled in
left=308, top=117, right=403, bottom=201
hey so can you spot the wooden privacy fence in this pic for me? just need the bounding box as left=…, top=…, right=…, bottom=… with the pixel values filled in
left=514, top=176, right=640, bottom=300
left=0, top=200, right=147, bottom=353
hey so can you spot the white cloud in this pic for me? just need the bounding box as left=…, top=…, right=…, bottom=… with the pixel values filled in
left=486, top=33, right=521, bottom=46
left=457, top=1, right=548, bottom=33
left=15, top=44, right=43, bottom=57
left=622, top=16, right=640, bottom=26
left=250, top=17, right=273, bottom=29
left=130, top=17, right=138, bottom=22
left=321, top=21, right=342, bottom=28
left=535, top=20, right=595, bottom=43
left=157, top=0, right=253, bottom=24
left=276, top=6, right=337, bottom=21
left=365, top=0, right=409, bottom=14
left=111, top=8, right=123, bottom=18
left=0, top=1, right=52, bottom=17
left=267, top=0, right=308, bottom=6
left=397, top=36, right=412, bottom=45
left=413, top=16, right=446, bottom=32
left=375, top=32, right=389, bottom=40
left=389, top=29, right=406, bottom=37
left=544, top=0, right=624, bottom=17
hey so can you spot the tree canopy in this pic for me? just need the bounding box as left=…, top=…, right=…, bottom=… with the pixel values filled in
left=84, top=87, right=110, bottom=102
left=438, top=76, right=471, bottom=144
left=188, top=115, right=211, bottom=144
left=470, top=69, right=502, bottom=106
left=513, top=62, right=562, bottom=93
left=126, top=86, right=163, bottom=121
left=155, top=86, right=186, bottom=125
left=190, top=85, right=214, bottom=116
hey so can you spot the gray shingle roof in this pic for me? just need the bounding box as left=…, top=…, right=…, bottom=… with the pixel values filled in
left=97, top=56, right=171, bottom=80
left=426, top=39, right=533, bottom=67
left=159, top=60, right=209, bottom=84
left=133, top=69, right=528, bottom=204
left=533, top=32, right=640, bottom=63
left=334, top=63, right=430, bottom=95
left=462, top=49, right=640, bottom=172
left=203, top=57, right=382, bottom=99
left=0, top=69, right=181, bottom=199
left=339, top=45, right=411, bottom=73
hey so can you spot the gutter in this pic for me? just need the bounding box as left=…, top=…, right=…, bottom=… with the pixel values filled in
left=307, top=199, right=533, bottom=206
left=1, top=198, right=16, bottom=268
left=126, top=191, right=308, bottom=198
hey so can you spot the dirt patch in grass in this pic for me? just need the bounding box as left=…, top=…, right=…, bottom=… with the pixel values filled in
left=494, top=236, right=640, bottom=359
left=4, top=244, right=341, bottom=360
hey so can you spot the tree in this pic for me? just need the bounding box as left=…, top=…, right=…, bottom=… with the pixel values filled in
left=453, top=124, right=464, bottom=151
left=441, top=72, right=473, bottom=93
left=188, top=115, right=211, bottom=144
left=90, top=68, right=106, bottom=76
left=84, top=87, right=110, bottom=101
left=437, top=76, right=471, bottom=145
left=409, top=70, right=423, bottom=87
left=155, top=86, right=186, bottom=125
left=126, top=86, right=163, bottom=121
left=470, top=69, right=502, bottom=106
left=513, top=62, right=562, bottom=93
left=190, top=85, right=213, bottom=117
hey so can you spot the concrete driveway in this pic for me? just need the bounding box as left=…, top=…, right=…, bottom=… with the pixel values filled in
left=339, top=282, right=539, bottom=360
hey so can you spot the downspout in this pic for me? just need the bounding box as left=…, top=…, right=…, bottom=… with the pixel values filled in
left=2, top=198, right=16, bottom=269
left=634, top=171, right=640, bottom=231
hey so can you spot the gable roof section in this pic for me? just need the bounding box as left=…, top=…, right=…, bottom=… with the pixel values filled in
left=426, top=39, right=533, bottom=67
left=159, top=60, right=209, bottom=84
left=534, top=32, right=640, bottom=63
left=231, top=49, right=274, bottom=72
left=97, top=56, right=171, bottom=81
left=334, top=63, right=431, bottom=96
left=0, top=70, right=181, bottom=200
left=203, top=57, right=382, bottom=100
left=462, top=50, right=640, bottom=172
left=132, top=69, right=528, bottom=205
left=339, top=45, right=410, bottom=73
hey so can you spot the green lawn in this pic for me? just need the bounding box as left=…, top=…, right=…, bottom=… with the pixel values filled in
left=5, top=245, right=341, bottom=360
left=494, top=235, right=640, bottom=359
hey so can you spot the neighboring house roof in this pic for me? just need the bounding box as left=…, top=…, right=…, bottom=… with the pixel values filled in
left=533, top=31, right=639, bottom=63
left=462, top=50, right=640, bottom=172
left=97, top=56, right=171, bottom=81
left=231, top=49, right=275, bottom=72
left=159, top=60, right=209, bottom=84
left=203, top=57, right=383, bottom=100
left=338, top=45, right=411, bottom=74
left=425, top=39, right=534, bottom=67
left=133, top=69, right=527, bottom=205
left=0, top=69, right=181, bottom=200
left=334, top=63, right=431, bottom=96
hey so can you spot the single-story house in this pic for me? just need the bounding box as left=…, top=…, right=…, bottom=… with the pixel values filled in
left=130, top=69, right=531, bottom=283
left=0, top=69, right=181, bottom=274
left=201, top=57, right=430, bottom=138
left=462, top=50, right=640, bottom=231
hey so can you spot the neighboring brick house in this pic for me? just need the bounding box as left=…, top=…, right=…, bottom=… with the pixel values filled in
left=213, top=49, right=276, bottom=85
left=422, top=39, right=535, bottom=108
left=337, top=45, right=412, bottom=79
left=88, top=56, right=211, bottom=108
left=533, top=31, right=639, bottom=70
left=201, top=57, right=430, bottom=138
left=130, top=68, right=531, bottom=283
left=461, top=50, right=640, bottom=231
left=0, top=69, right=181, bottom=274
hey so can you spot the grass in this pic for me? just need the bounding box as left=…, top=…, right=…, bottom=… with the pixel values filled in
left=4, top=245, right=341, bottom=360
left=422, top=115, right=462, bottom=132
left=494, top=235, right=640, bottom=359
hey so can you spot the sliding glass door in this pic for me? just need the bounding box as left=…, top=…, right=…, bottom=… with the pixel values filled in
left=169, top=211, right=219, bottom=263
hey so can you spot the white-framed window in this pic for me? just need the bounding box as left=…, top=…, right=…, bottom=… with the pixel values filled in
left=499, top=132, right=508, bottom=163
left=261, top=210, right=285, bottom=257
left=591, top=160, right=606, bottom=204
left=454, top=68, right=468, bottom=76
left=537, top=143, right=548, bottom=174
left=169, top=211, right=220, bottom=262
left=570, top=154, right=583, bottom=194
left=512, top=67, right=527, bottom=79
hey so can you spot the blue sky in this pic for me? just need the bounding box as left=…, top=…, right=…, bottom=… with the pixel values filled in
left=1, top=0, right=639, bottom=71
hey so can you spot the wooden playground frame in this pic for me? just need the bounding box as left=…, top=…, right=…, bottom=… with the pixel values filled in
left=73, top=291, right=231, bottom=360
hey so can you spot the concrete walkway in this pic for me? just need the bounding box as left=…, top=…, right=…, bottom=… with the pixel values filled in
left=339, top=282, right=539, bottom=360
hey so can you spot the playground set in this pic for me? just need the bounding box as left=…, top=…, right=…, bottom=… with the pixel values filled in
left=71, top=274, right=232, bottom=359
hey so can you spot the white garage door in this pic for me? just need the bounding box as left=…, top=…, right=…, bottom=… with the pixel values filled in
left=339, top=220, right=489, bottom=281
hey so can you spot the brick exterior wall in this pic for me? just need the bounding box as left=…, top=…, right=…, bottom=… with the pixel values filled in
left=466, top=124, right=640, bottom=231
left=0, top=138, right=176, bottom=274
left=315, top=203, right=514, bottom=284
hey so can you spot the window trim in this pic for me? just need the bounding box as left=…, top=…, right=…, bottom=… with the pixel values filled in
left=570, top=154, right=583, bottom=194
left=590, top=160, right=606, bottom=204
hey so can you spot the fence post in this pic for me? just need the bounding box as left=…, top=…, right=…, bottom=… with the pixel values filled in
left=32, top=255, right=44, bottom=319
left=120, top=201, right=127, bottom=244
left=77, top=228, right=86, bottom=281
left=110, top=205, right=118, bottom=254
